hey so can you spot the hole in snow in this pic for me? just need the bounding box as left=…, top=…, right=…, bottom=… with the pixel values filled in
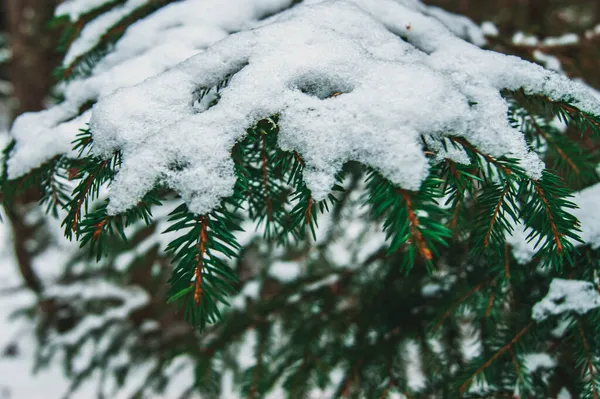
left=552, top=296, right=566, bottom=305
left=292, top=74, right=354, bottom=100
left=192, top=75, right=234, bottom=113
left=191, top=64, right=247, bottom=113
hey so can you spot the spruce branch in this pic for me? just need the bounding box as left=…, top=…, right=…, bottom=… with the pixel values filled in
left=440, top=159, right=480, bottom=232
left=509, top=89, right=600, bottom=137
left=516, top=97, right=599, bottom=186
left=520, top=171, right=582, bottom=267
left=474, top=181, right=519, bottom=256
left=165, top=203, right=242, bottom=330
left=459, top=322, right=533, bottom=394
left=51, top=0, right=127, bottom=53
left=62, top=151, right=121, bottom=239
left=448, top=137, right=520, bottom=181
left=59, top=0, right=178, bottom=81
left=365, top=168, right=450, bottom=271
left=576, top=317, right=600, bottom=399
left=237, top=119, right=295, bottom=244
left=78, top=192, right=162, bottom=260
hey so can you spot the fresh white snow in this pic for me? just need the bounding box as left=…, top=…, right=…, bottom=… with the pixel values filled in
left=523, top=353, right=556, bottom=371
left=505, top=222, right=538, bottom=265
left=532, top=278, right=600, bottom=322
left=572, top=183, right=600, bottom=249
left=481, top=21, right=499, bottom=37
left=8, top=0, right=298, bottom=178
left=63, top=0, right=151, bottom=67
left=56, top=0, right=120, bottom=20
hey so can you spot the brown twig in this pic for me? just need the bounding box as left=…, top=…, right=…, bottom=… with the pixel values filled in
left=260, top=136, right=273, bottom=221
left=194, top=216, right=209, bottom=305
left=400, top=190, right=432, bottom=261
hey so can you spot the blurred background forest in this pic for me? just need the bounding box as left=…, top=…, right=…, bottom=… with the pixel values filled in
left=0, top=0, right=599, bottom=398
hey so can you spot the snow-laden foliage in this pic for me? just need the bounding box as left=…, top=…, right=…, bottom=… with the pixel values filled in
left=3, top=0, right=600, bottom=398
left=8, top=0, right=600, bottom=216
left=8, top=0, right=486, bottom=180
left=86, top=0, right=597, bottom=216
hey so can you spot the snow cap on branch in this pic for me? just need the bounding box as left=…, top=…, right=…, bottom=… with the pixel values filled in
left=90, top=0, right=600, bottom=215
left=8, top=0, right=486, bottom=180
left=7, top=0, right=600, bottom=218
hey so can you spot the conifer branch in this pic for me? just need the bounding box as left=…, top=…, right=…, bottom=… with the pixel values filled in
left=70, top=159, right=109, bottom=232
left=459, top=322, right=532, bottom=394
left=509, top=347, right=525, bottom=392
left=483, top=183, right=511, bottom=248
left=400, top=189, right=433, bottom=261
left=531, top=116, right=580, bottom=176
left=449, top=137, right=513, bottom=178
left=533, top=181, right=564, bottom=255
left=61, top=0, right=177, bottom=80
left=578, top=320, right=599, bottom=399
left=305, top=196, right=313, bottom=226
left=557, top=102, right=600, bottom=135
left=8, top=2, right=600, bottom=396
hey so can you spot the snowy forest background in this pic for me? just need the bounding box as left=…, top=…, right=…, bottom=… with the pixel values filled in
left=0, top=0, right=600, bottom=398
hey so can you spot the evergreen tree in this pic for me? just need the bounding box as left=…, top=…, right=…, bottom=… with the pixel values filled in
left=2, top=0, right=600, bottom=397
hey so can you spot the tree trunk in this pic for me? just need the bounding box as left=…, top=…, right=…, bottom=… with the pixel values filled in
left=5, top=0, right=58, bottom=117
left=3, top=0, right=59, bottom=294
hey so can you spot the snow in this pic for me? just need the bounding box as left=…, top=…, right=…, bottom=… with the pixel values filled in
left=63, top=0, right=150, bottom=67
left=8, top=0, right=298, bottom=180
left=543, top=33, right=579, bottom=47
left=558, top=387, right=572, bottom=399
left=522, top=353, right=555, bottom=371
left=231, top=280, right=261, bottom=309
left=8, top=109, right=91, bottom=177
left=512, top=32, right=539, bottom=46
left=506, top=182, right=600, bottom=263
left=533, top=50, right=563, bottom=73
left=75, top=0, right=598, bottom=216
left=512, top=32, right=580, bottom=48
left=585, top=24, right=600, bottom=40
left=269, top=260, right=301, bottom=282
left=56, top=0, right=120, bottom=20
left=421, top=283, right=442, bottom=297
left=505, top=222, right=538, bottom=264
left=0, top=209, right=97, bottom=398
left=44, top=281, right=149, bottom=346
left=532, top=278, right=600, bottom=322
left=572, top=183, right=600, bottom=249
left=405, top=340, right=426, bottom=391
left=481, top=21, right=499, bottom=37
